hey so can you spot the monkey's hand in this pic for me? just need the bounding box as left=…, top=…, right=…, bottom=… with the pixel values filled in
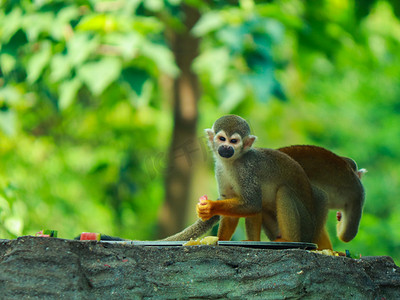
left=197, top=195, right=214, bottom=221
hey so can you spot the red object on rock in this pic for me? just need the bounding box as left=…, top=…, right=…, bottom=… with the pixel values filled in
left=336, top=211, right=342, bottom=222
left=35, top=229, right=57, bottom=237
left=35, top=230, right=50, bottom=237
left=80, top=232, right=101, bottom=241
left=198, top=195, right=208, bottom=205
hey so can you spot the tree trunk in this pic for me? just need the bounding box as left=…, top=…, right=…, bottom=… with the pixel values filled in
left=158, top=4, right=201, bottom=238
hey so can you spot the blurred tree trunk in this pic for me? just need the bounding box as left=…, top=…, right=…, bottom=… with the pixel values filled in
left=158, top=4, right=201, bottom=238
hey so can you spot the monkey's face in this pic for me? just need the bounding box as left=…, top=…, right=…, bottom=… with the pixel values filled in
left=212, top=130, right=244, bottom=160
left=205, top=125, right=257, bottom=161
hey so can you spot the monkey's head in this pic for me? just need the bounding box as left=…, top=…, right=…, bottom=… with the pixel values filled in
left=205, top=115, right=257, bottom=160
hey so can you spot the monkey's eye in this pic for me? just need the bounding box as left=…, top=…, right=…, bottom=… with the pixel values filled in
left=230, top=139, right=238, bottom=144
left=219, top=136, right=226, bottom=142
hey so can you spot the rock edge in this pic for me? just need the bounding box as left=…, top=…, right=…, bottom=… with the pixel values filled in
left=0, top=236, right=399, bottom=299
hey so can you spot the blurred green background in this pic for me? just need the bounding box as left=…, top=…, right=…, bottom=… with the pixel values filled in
left=1, top=0, right=399, bottom=263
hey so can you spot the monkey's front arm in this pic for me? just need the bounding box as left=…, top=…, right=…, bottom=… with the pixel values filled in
left=196, top=195, right=263, bottom=241
left=196, top=196, right=261, bottom=220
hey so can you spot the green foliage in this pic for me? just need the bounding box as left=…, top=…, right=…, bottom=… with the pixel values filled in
left=0, top=181, right=25, bottom=238
left=0, top=0, right=176, bottom=239
left=1, top=0, right=286, bottom=240
left=1, top=0, right=400, bottom=265
left=193, top=2, right=287, bottom=111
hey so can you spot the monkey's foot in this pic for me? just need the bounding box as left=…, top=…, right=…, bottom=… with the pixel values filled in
left=273, top=238, right=291, bottom=243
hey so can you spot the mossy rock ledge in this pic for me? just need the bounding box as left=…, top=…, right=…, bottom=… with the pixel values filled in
left=0, top=236, right=399, bottom=299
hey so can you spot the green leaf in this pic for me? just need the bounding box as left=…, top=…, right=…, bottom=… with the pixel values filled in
left=0, top=196, right=11, bottom=218
left=132, top=17, right=164, bottom=35
left=4, top=216, right=23, bottom=236
left=57, top=6, right=81, bottom=23
left=0, top=7, right=23, bottom=43
left=0, top=86, right=21, bottom=105
left=58, top=78, right=82, bottom=110
left=216, top=27, right=246, bottom=54
left=103, top=32, right=141, bottom=59
left=50, top=54, right=72, bottom=82
left=121, top=67, right=150, bottom=96
left=67, top=33, right=99, bottom=67
left=0, top=54, right=17, bottom=75
left=77, top=14, right=120, bottom=33
left=144, top=0, right=165, bottom=12
left=192, top=11, right=224, bottom=36
left=141, top=42, right=179, bottom=76
left=51, top=6, right=81, bottom=41
left=78, top=58, right=122, bottom=96
left=23, top=12, right=54, bottom=42
left=243, top=70, right=274, bottom=101
left=1, top=30, right=28, bottom=57
left=26, top=41, right=52, bottom=84
left=0, top=109, right=16, bottom=136
left=355, top=0, right=376, bottom=20
left=193, top=47, right=230, bottom=86
left=219, top=82, right=246, bottom=112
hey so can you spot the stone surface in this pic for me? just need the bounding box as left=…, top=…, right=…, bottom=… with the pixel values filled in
left=0, top=236, right=399, bottom=299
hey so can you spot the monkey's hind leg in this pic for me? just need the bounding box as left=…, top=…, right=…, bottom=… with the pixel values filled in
left=261, top=211, right=280, bottom=241
left=276, top=186, right=315, bottom=243
left=315, top=227, right=333, bottom=250
left=311, top=186, right=331, bottom=249
left=218, top=216, right=239, bottom=241
left=245, top=213, right=262, bottom=241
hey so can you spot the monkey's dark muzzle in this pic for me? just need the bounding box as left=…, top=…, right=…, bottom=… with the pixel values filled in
left=218, top=145, right=234, bottom=158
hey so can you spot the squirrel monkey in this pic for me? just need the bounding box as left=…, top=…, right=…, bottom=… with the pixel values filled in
left=278, top=145, right=365, bottom=243
left=199, top=115, right=329, bottom=247
left=165, top=115, right=365, bottom=250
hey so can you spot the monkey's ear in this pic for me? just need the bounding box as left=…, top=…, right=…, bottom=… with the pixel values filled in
left=243, top=135, right=257, bottom=150
left=204, top=129, right=214, bottom=143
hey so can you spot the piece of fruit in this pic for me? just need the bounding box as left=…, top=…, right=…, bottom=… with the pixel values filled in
left=183, top=236, right=219, bottom=246
left=80, top=232, right=101, bottom=241
left=199, top=195, right=208, bottom=205
left=35, top=229, right=58, bottom=237
left=199, top=236, right=219, bottom=245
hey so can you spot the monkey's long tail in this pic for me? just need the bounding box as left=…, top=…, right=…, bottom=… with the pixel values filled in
left=162, top=215, right=220, bottom=241
left=74, top=216, right=220, bottom=242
